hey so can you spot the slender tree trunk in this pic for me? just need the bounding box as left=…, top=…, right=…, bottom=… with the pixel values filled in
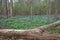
left=7, top=0, right=13, bottom=17
left=9, top=0, right=13, bottom=17
left=0, top=0, right=2, bottom=15
left=46, top=0, right=51, bottom=22
left=54, top=0, right=59, bottom=20
left=30, top=0, right=33, bottom=20
left=2, top=0, right=8, bottom=18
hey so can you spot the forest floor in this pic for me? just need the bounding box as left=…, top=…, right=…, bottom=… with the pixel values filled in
left=0, top=15, right=60, bottom=31
left=0, top=15, right=60, bottom=40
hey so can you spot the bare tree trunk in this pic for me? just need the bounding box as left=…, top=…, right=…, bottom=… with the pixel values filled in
left=0, top=0, right=2, bottom=15
left=9, top=0, right=13, bottom=17
left=46, top=0, right=51, bottom=22
left=7, top=0, right=13, bottom=17
left=54, top=0, right=59, bottom=20
left=30, top=0, right=33, bottom=20
left=2, top=0, right=8, bottom=18
left=0, top=21, right=60, bottom=40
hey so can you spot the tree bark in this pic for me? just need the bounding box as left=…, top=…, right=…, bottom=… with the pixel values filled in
left=46, top=0, right=51, bottom=22
left=2, top=0, right=8, bottom=18
left=9, top=0, right=13, bottom=17
left=54, top=0, right=59, bottom=20
left=30, top=0, right=33, bottom=20
left=0, top=21, right=60, bottom=40
left=7, top=0, right=13, bottom=17
left=0, top=0, right=2, bottom=15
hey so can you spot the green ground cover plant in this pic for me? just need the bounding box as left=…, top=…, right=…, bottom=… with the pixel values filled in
left=0, top=15, right=60, bottom=33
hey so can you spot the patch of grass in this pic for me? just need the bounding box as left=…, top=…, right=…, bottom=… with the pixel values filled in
left=0, top=15, right=60, bottom=40
left=0, top=15, right=60, bottom=32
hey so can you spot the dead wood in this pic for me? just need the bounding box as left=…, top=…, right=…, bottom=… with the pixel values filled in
left=0, top=21, right=60, bottom=40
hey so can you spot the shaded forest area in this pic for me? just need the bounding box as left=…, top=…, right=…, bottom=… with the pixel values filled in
left=0, top=0, right=60, bottom=19
left=0, top=0, right=60, bottom=40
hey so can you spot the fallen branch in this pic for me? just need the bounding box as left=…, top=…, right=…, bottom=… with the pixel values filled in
left=0, top=21, right=60, bottom=40
left=36, top=21, right=60, bottom=32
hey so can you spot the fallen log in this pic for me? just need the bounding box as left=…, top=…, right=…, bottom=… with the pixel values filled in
left=0, top=21, right=60, bottom=40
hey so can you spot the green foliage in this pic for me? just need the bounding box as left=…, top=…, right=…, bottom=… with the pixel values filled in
left=0, top=15, right=58, bottom=29
left=0, top=15, right=60, bottom=40
left=13, top=0, right=47, bottom=14
left=0, top=6, right=2, bottom=12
